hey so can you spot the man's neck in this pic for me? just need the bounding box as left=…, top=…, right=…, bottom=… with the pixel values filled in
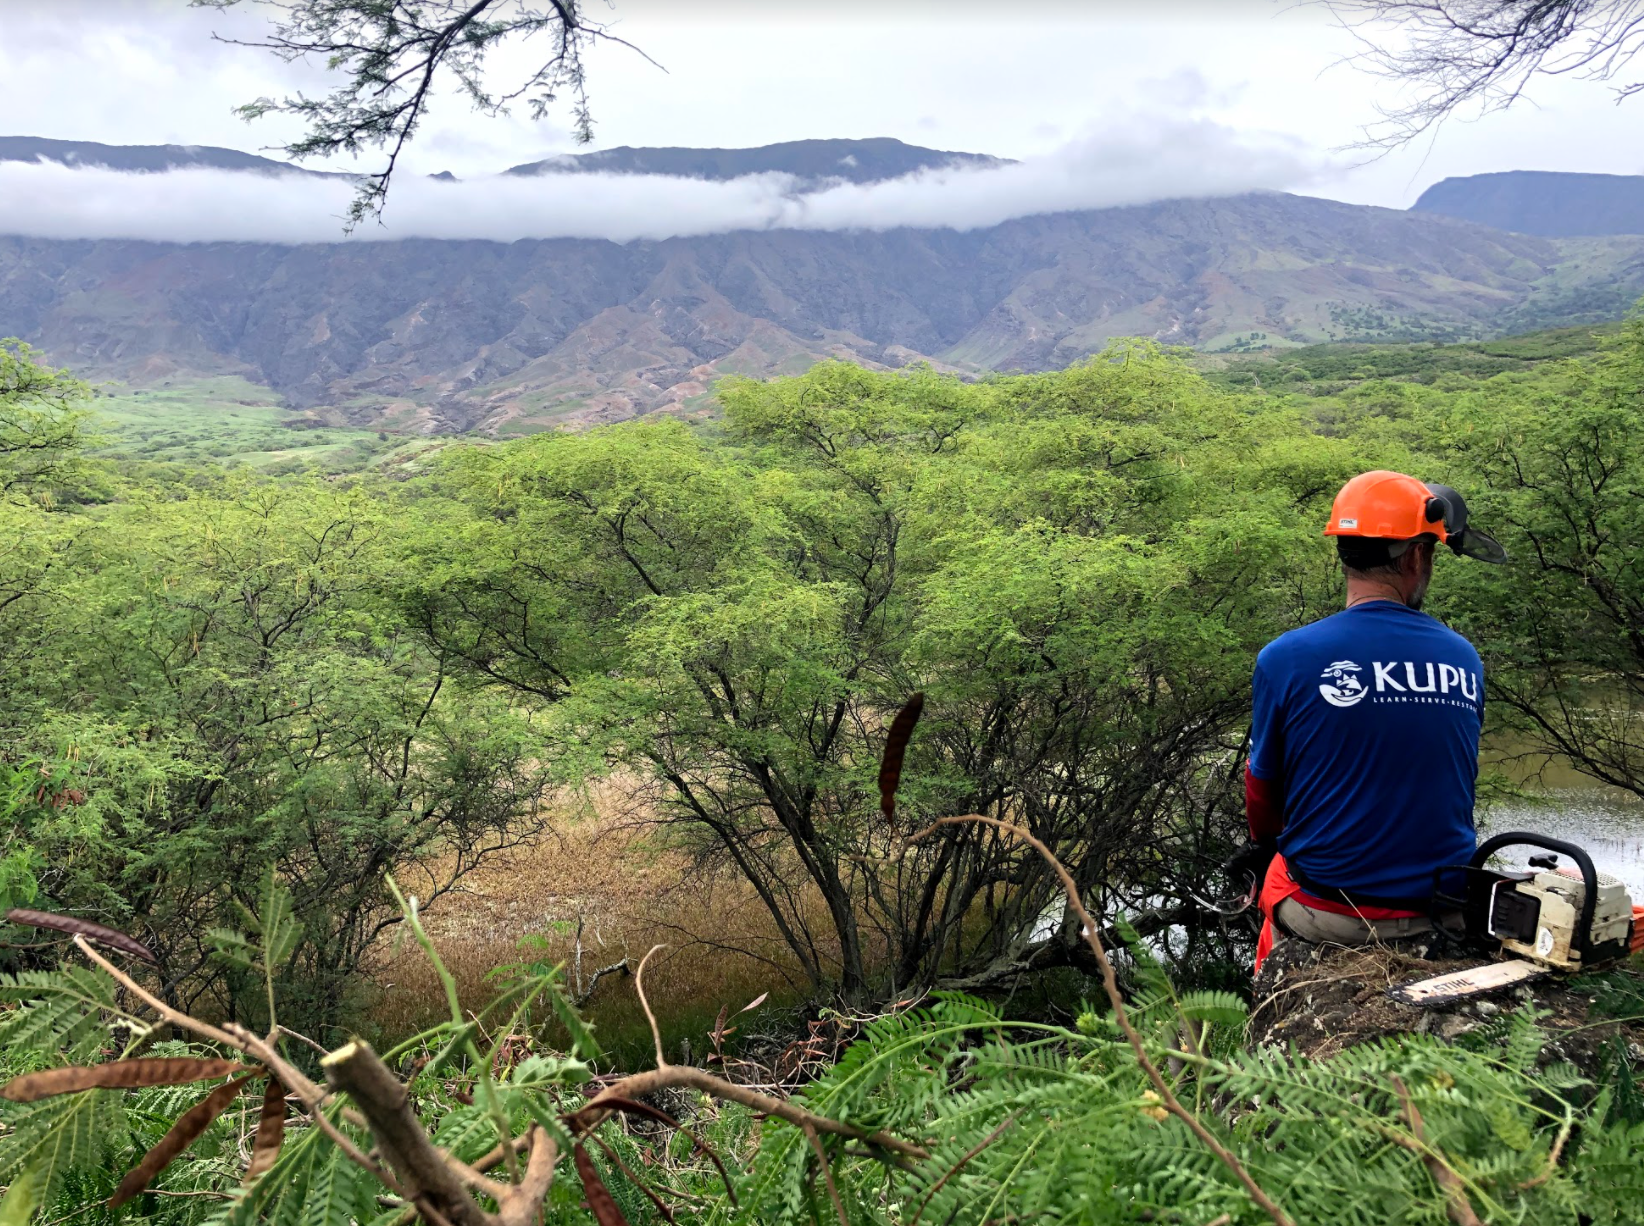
left=1345, top=579, right=1408, bottom=610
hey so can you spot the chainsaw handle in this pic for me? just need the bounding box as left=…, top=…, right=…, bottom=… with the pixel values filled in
left=1470, top=832, right=1598, bottom=960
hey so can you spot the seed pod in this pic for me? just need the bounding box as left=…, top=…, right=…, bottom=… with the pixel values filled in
left=244, top=1075, right=288, bottom=1183
left=878, top=692, right=925, bottom=820
left=109, top=1075, right=257, bottom=1207
left=1, top=1058, right=255, bottom=1102
left=574, top=1142, right=632, bottom=1226
left=5, top=909, right=156, bottom=963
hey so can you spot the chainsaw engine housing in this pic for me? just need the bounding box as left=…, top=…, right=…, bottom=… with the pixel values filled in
left=1487, top=867, right=1633, bottom=971
left=1395, top=833, right=1638, bottom=1008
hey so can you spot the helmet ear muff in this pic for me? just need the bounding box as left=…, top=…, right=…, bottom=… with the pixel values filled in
left=1424, top=495, right=1450, bottom=539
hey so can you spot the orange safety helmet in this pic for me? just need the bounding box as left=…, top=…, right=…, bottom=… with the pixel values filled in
left=1326, top=469, right=1507, bottom=563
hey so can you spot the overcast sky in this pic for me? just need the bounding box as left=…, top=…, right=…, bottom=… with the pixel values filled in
left=2, top=0, right=1641, bottom=242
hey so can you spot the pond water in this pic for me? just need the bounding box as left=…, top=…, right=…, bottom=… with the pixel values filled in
left=1482, top=786, right=1644, bottom=900
left=1023, top=773, right=1644, bottom=951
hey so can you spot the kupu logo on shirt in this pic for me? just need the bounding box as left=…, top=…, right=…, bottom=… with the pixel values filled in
left=1318, top=658, right=1481, bottom=710
left=1318, top=661, right=1368, bottom=708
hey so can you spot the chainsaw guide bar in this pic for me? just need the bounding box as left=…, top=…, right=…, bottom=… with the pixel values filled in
left=1388, top=959, right=1551, bottom=1008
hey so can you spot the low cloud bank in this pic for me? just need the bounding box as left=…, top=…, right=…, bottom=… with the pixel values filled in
left=0, top=117, right=1323, bottom=244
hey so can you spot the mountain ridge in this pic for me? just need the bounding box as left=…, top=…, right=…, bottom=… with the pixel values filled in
left=0, top=135, right=334, bottom=177
left=5, top=141, right=1644, bottom=434
left=0, top=134, right=1005, bottom=188
left=1413, top=170, right=1644, bottom=237
left=7, top=190, right=1639, bottom=434
left=504, top=136, right=1008, bottom=184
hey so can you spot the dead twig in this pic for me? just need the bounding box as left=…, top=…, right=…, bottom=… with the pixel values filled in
left=910, top=1113, right=1017, bottom=1226
left=572, top=958, right=631, bottom=1007
left=635, top=944, right=668, bottom=1068
left=1388, top=1075, right=1484, bottom=1226
left=72, top=935, right=240, bottom=1051
left=582, top=1064, right=929, bottom=1164
left=803, top=1123, right=850, bottom=1226
left=73, top=935, right=396, bottom=1197
left=278, top=1024, right=332, bottom=1057
left=1518, top=1106, right=1573, bottom=1190
left=911, top=817, right=1295, bottom=1226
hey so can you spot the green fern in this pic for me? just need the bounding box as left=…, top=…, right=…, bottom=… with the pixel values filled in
left=0, top=967, right=133, bottom=1061
left=1176, top=989, right=1247, bottom=1028
left=301, top=1149, right=367, bottom=1226
left=0, top=1091, right=120, bottom=1210
left=729, top=971, right=1644, bottom=1226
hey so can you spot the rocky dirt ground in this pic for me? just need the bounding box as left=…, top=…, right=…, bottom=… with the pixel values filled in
left=1251, top=937, right=1644, bottom=1081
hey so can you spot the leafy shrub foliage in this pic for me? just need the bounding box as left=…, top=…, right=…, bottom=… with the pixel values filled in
left=2, top=886, right=1641, bottom=1226
left=6, top=314, right=1644, bottom=1222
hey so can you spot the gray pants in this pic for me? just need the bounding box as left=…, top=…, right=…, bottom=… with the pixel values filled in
left=1274, top=897, right=1442, bottom=945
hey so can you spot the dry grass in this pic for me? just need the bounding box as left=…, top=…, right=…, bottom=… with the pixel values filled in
left=366, top=783, right=825, bottom=1067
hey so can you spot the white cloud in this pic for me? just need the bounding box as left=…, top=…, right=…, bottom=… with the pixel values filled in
left=0, top=116, right=1323, bottom=246
left=2, top=0, right=1640, bottom=215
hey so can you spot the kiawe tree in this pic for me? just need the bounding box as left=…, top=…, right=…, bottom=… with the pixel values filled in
left=1432, top=315, right=1644, bottom=800
left=0, top=459, right=552, bottom=1033
left=410, top=351, right=1339, bottom=1000
left=0, top=340, right=90, bottom=498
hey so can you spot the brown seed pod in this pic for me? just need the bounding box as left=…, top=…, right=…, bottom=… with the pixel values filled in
left=1, top=1058, right=256, bottom=1102
left=878, top=691, right=925, bottom=820
left=109, top=1075, right=257, bottom=1208
left=574, top=1142, right=633, bottom=1226
left=244, top=1075, right=288, bottom=1184
left=5, top=909, right=156, bottom=963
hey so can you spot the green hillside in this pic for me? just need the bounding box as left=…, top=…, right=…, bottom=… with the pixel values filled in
left=90, top=376, right=445, bottom=474
left=1201, top=320, right=1621, bottom=393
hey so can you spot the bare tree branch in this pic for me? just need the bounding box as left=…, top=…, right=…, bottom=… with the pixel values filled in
left=1324, top=0, right=1644, bottom=148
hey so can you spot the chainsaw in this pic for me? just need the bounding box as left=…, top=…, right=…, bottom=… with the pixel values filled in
left=1389, top=832, right=1642, bottom=1008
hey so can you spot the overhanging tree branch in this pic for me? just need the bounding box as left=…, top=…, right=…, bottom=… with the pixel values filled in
left=1324, top=0, right=1644, bottom=147
left=191, top=0, right=662, bottom=229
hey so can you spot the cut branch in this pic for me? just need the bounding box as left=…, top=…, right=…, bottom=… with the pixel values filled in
left=322, top=1039, right=498, bottom=1226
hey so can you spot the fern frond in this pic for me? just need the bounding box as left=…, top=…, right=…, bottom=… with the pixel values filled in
left=1177, top=989, right=1248, bottom=1028
left=302, top=1148, right=363, bottom=1226
left=0, top=967, right=129, bottom=1060
left=0, top=1091, right=118, bottom=1207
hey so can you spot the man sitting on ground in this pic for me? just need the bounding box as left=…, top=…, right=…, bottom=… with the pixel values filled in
left=1243, top=470, right=1507, bottom=971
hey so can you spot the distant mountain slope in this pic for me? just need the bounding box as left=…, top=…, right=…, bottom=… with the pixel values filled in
left=1202, top=322, right=1618, bottom=392
left=0, top=135, right=329, bottom=176
left=505, top=136, right=1007, bottom=184
left=8, top=190, right=1640, bottom=434
left=1413, top=170, right=1644, bottom=237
